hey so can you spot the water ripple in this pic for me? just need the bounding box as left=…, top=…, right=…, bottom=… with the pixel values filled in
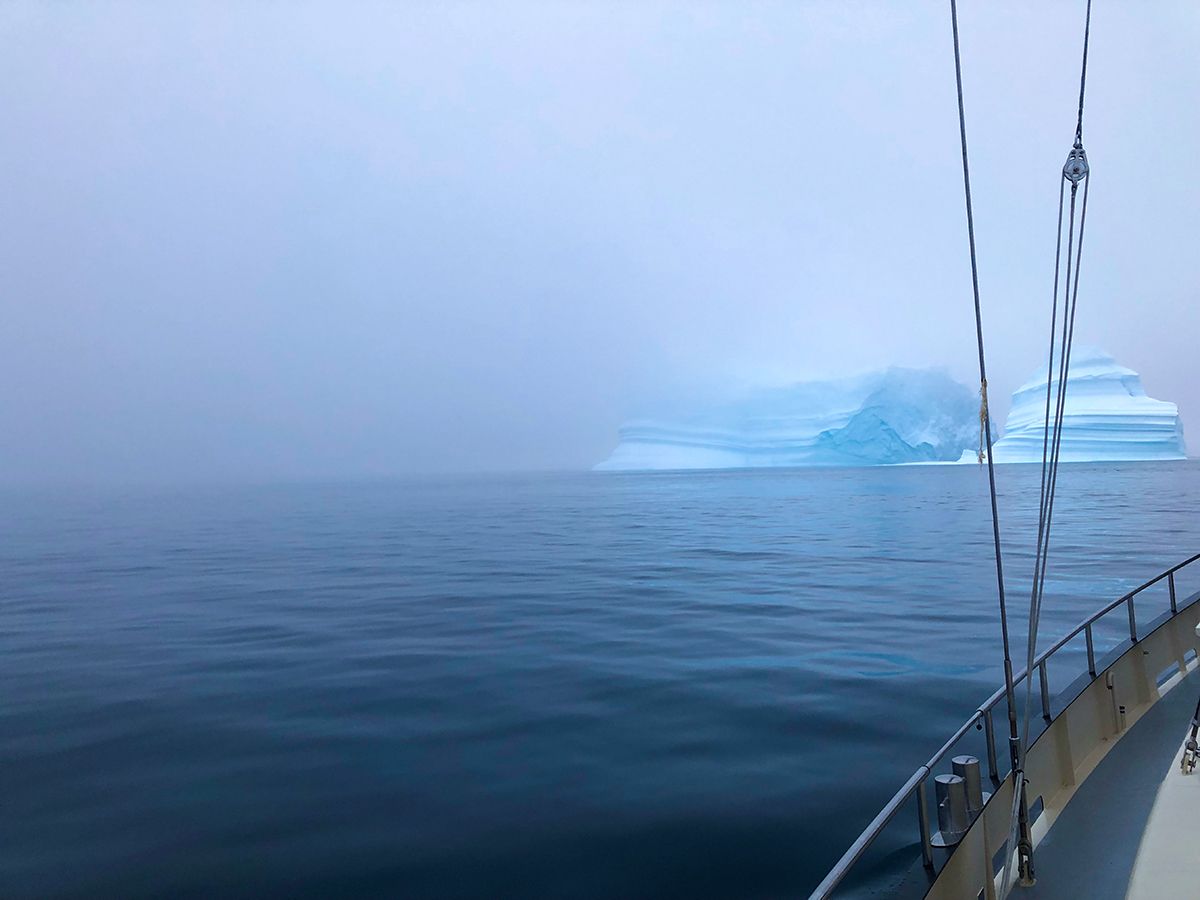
left=1, top=461, right=1196, bottom=898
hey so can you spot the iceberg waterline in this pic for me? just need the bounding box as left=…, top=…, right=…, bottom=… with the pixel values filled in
left=984, top=348, right=1186, bottom=464
left=595, top=367, right=985, bottom=471
left=597, top=350, right=1186, bottom=471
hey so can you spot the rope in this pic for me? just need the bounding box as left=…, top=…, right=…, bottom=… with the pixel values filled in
left=999, top=2, right=1094, bottom=894
left=1029, top=177, right=1090, bottom=674
left=1075, top=0, right=1093, bottom=145
left=1002, top=174, right=1090, bottom=899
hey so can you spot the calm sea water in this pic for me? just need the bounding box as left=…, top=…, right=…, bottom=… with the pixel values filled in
left=3, top=462, right=1198, bottom=898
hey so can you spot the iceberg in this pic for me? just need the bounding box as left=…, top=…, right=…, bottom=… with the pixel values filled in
left=595, top=368, right=984, bottom=471
left=987, top=348, right=1186, bottom=463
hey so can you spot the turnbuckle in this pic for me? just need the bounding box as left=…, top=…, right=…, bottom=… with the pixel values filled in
left=1182, top=737, right=1198, bottom=775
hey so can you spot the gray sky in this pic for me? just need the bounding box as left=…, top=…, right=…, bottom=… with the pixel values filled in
left=2, top=1, right=1197, bottom=483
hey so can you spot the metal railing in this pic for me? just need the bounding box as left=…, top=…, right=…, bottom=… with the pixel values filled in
left=810, top=552, right=1200, bottom=899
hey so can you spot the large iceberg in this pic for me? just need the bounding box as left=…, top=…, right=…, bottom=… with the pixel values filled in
left=988, top=348, right=1186, bottom=463
left=595, top=368, right=983, bottom=471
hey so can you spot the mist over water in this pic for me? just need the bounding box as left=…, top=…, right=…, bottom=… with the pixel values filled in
left=3, top=2, right=1200, bottom=898
left=2, top=1, right=1198, bottom=483
left=4, top=462, right=1197, bottom=898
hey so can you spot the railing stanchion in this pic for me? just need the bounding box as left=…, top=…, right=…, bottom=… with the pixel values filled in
left=808, top=555, right=1200, bottom=899
left=1039, top=662, right=1051, bottom=720
left=916, top=777, right=934, bottom=870
left=983, top=707, right=999, bottom=783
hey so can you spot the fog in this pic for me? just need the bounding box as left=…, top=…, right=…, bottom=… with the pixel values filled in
left=2, top=1, right=1196, bottom=483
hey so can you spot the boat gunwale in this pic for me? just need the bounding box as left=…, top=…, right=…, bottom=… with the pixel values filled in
left=810, top=551, right=1200, bottom=900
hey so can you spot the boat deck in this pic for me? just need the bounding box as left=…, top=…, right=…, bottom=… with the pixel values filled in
left=1126, top=721, right=1200, bottom=896
left=1024, top=665, right=1200, bottom=900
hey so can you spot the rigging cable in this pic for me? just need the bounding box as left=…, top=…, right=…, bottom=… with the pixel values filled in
left=946, top=0, right=1028, bottom=882
left=1000, top=1, right=1094, bottom=896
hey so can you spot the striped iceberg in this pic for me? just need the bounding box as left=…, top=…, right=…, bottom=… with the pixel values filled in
left=595, top=368, right=982, bottom=471
left=988, top=348, right=1186, bottom=463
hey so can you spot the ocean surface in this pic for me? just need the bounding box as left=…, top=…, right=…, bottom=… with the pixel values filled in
left=3, top=461, right=1199, bottom=899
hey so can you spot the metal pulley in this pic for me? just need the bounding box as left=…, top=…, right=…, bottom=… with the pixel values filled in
left=1063, top=145, right=1089, bottom=185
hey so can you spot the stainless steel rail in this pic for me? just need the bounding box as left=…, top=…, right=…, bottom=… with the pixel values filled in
left=809, top=552, right=1200, bottom=900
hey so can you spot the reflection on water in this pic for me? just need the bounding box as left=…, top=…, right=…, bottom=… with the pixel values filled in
left=2, top=461, right=1196, bottom=898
